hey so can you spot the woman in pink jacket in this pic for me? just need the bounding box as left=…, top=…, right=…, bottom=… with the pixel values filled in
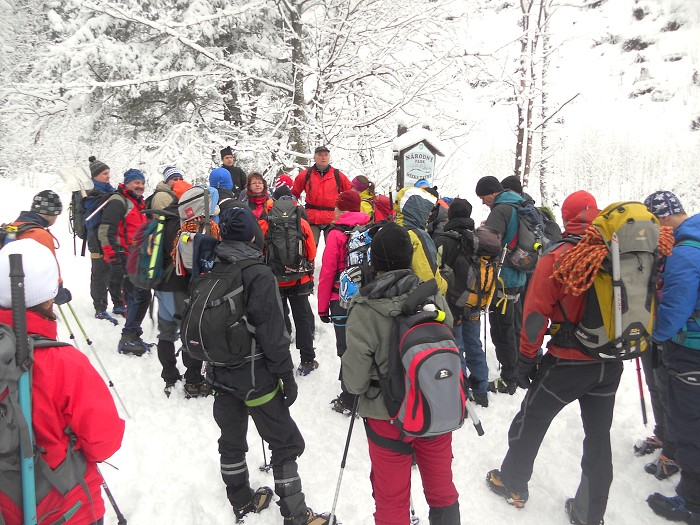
left=317, top=191, right=370, bottom=415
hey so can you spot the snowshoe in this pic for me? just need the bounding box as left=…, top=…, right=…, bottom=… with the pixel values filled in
left=234, top=486, right=273, bottom=523
left=297, top=360, right=319, bottom=376
left=95, top=310, right=118, bottom=325
left=634, top=435, right=664, bottom=456
left=330, top=395, right=356, bottom=417
left=645, top=454, right=680, bottom=480
left=647, top=493, right=700, bottom=524
left=486, top=469, right=528, bottom=508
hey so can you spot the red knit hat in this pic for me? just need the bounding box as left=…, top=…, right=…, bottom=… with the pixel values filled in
left=335, top=190, right=361, bottom=212
left=561, top=190, right=598, bottom=224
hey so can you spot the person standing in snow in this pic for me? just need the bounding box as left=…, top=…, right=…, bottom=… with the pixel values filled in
left=98, top=168, right=152, bottom=356
left=342, top=222, right=460, bottom=525
left=220, top=146, right=247, bottom=197
left=486, top=191, right=621, bottom=525
left=206, top=207, right=331, bottom=525
left=0, top=239, right=125, bottom=525
left=645, top=191, right=700, bottom=524
left=318, top=190, right=370, bottom=414
left=292, top=145, right=352, bottom=246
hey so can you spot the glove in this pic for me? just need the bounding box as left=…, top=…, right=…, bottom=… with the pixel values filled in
left=516, top=355, right=537, bottom=389
left=319, top=313, right=332, bottom=324
left=54, top=284, right=72, bottom=306
left=102, top=245, right=117, bottom=263
left=279, top=372, right=298, bottom=408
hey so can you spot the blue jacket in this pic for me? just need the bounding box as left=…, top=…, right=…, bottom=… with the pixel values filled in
left=655, top=213, right=700, bottom=343
left=485, top=190, right=526, bottom=288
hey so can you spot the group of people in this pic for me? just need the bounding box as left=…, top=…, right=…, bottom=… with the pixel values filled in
left=2, top=142, right=699, bottom=525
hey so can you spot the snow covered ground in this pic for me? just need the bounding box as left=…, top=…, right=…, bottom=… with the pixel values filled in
left=2, top=178, right=681, bottom=524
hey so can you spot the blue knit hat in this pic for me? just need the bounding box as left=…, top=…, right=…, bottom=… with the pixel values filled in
left=123, top=168, right=145, bottom=185
left=644, top=190, right=685, bottom=218
left=220, top=207, right=258, bottom=242
left=209, top=168, right=233, bottom=190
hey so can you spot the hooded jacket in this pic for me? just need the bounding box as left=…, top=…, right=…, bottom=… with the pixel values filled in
left=0, top=309, right=124, bottom=525
left=342, top=270, right=453, bottom=419
left=149, top=181, right=177, bottom=211
left=207, top=241, right=295, bottom=401
left=654, top=213, right=700, bottom=343
left=484, top=190, right=526, bottom=288
left=394, top=187, right=448, bottom=295
left=520, top=196, right=601, bottom=361
left=317, top=211, right=371, bottom=314
left=292, top=165, right=351, bottom=225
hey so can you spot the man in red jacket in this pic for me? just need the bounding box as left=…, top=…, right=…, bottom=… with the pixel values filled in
left=486, top=191, right=620, bottom=525
left=0, top=239, right=125, bottom=525
left=292, top=146, right=351, bottom=246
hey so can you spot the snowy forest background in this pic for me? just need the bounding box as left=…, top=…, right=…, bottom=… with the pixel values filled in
left=1, top=1, right=700, bottom=524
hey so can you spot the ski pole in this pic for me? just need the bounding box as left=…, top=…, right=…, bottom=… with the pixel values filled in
left=409, top=494, right=419, bottom=524
left=9, top=254, right=38, bottom=525
left=329, top=396, right=359, bottom=525
left=99, top=466, right=127, bottom=525
left=65, top=302, right=131, bottom=419
left=465, top=399, right=485, bottom=436
left=635, top=357, right=648, bottom=426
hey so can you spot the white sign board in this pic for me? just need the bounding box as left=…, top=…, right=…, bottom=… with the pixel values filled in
left=402, top=142, right=435, bottom=186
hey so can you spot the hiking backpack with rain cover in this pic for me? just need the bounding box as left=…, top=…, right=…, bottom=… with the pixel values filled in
left=552, top=201, right=663, bottom=360
left=126, top=208, right=179, bottom=290
left=180, top=259, right=263, bottom=366
left=264, top=196, right=314, bottom=282
left=373, top=279, right=466, bottom=437
left=174, top=187, right=219, bottom=278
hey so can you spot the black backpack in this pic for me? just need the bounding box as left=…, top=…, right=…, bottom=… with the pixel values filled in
left=264, top=197, right=314, bottom=282
left=180, top=259, right=263, bottom=366
left=68, top=191, right=87, bottom=240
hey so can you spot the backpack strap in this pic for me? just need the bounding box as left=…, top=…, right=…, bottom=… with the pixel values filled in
left=363, top=419, right=414, bottom=455
left=407, top=228, right=438, bottom=274
left=334, top=168, right=341, bottom=194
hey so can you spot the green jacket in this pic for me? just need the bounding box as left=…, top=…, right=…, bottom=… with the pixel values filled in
left=342, top=270, right=453, bottom=419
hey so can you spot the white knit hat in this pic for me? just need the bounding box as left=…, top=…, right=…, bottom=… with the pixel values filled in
left=0, top=239, right=59, bottom=308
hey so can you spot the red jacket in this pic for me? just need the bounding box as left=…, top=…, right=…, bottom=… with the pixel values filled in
left=292, top=166, right=351, bottom=225
left=520, top=214, right=597, bottom=361
left=0, top=309, right=125, bottom=525
left=317, top=211, right=370, bottom=314
left=98, top=185, right=146, bottom=258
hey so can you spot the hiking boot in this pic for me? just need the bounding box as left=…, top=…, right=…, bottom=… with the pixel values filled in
left=330, top=395, right=354, bottom=416
left=184, top=381, right=210, bottom=399
left=634, top=435, right=664, bottom=456
left=118, top=334, right=148, bottom=356
left=234, top=486, right=273, bottom=523
left=297, top=360, right=319, bottom=376
left=112, top=305, right=126, bottom=317
left=647, top=493, right=700, bottom=524
left=565, top=498, right=604, bottom=524
left=285, top=508, right=332, bottom=524
left=473, top=392, right=489, bottom=408
left=95, top=310, right=118, bottom=325
left=645, top=454, right=680, bottom=480
left=486, top=469, right=528, bottom=508
left=164, top=381, right=178, bottom=398
left=488, top=378, right=517, bottom=395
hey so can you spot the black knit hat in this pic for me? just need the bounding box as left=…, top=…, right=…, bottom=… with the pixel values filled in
left=272, top=185, right=293, bottom=200
left=89, top=156, right=110, bottom=178
left=475, top=176, right=503, bottom=197
left=371, top=223, right=413, bottom=272
left=501, top=175, right=522, bottom=195
left=220, top=207, right=258, bottom=242
left=220, top=146, right=234, bottom=159
left=30, top=190, right=63, bottom=216
left=447, top=198, right=473, bottom=220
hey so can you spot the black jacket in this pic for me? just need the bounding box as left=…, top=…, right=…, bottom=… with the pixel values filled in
left=223, top=165, right=247, bottom=197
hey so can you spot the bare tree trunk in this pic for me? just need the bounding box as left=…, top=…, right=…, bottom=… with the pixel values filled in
left=539, top=3, right=551, bottom=206
left=289, top=3, right=307, bottom=165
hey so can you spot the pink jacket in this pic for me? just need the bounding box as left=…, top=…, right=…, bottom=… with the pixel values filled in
left=317, top=211, right=371, bottom=314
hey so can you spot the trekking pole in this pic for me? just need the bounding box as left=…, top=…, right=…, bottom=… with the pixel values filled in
left=56, top=304, right=78, bottom=343
left=98, top=466, right=127, bottom=525
left=635, top=357, right=648, bottom=426
left=329, top=396, right=359, bottom=525
left=9, top=254, right=38, bottom=525
left=409, top=494, right=419, bottom=524
left=259, top=437, right=271, bottom=472
left=611, top=234, right=647, bottom=425
left=465, top=399, right=485, bottom=436
left=65, top=302, right=131, bottom=419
